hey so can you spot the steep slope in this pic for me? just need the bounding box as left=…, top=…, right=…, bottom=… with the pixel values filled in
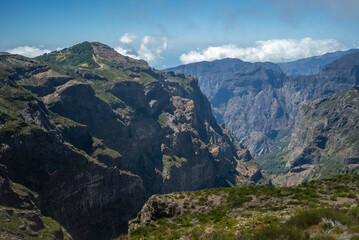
left=164, top=58, right=281, bottom=100
left=0, top=66, right=146, bottom=240
left=127, top=174, right=359, bottom=240
left=278, top=49, right=359, bottom=76
left=34, top=42, right=267, bottom=194
left=284, top=87, right=359, bottom=186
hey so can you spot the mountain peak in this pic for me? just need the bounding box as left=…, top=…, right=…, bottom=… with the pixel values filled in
left=35, top=41, right=148, bottom=70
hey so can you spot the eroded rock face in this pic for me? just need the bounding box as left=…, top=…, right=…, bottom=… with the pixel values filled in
left=283, top=87, right=359, bottom=186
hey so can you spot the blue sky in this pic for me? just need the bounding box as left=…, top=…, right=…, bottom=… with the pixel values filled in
left=1, top=0, right=359, bottom=68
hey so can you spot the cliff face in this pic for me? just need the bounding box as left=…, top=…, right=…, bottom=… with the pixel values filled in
left=167, top=53, right=359, bottom=156
left=283, top=87, right=359, bottom=186
left=0, top=42, right=267, bottom=239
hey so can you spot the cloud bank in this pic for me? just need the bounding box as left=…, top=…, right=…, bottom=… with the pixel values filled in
left=115, top=33, right=168, bottom=65
left=179, top=38, right=344, bottom=64
left=6, top=46, right=51, bottom=58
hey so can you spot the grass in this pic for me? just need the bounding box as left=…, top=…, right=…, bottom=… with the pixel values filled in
left=0, top=207, right=72, bottom=240
left=127, top=174, right=359, bottom=240
left=36, top=41, right=99, bottom=68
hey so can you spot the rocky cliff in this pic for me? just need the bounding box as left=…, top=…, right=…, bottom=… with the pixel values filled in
left=0, top=42, right=267, bottom=239
left=284, top=87, right=359, bottom=186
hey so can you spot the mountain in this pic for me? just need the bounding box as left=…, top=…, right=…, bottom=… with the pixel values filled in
left=166, top=53, right=359, bottom=157
left=278, top=49, right=359, bottom=76
left=164, top=58, right=282, bottom=100
left=284, top=87, right=359, bottom=186
left=0, top=42, right=267, bottom=239
left=127, top=174, right=359, bottom=240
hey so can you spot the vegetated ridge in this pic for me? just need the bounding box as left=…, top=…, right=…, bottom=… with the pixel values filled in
left=126, top=174, right=359, bottom=240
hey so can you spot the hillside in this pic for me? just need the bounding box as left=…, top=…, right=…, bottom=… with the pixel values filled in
left=284, top=87, right=359, bottom=186
left=0, top=42, right=268, bottom=239
left=126, top=174, right=359, bottom=240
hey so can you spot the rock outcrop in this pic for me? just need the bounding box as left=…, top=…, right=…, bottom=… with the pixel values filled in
left=284, top=87, right=359, bottom=186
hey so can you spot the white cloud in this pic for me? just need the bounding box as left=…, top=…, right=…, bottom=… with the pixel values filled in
left=119, top=33, right=138, bottom=44
left=138, top=36, right=168, bottom=64
left=6, top=46, right=51, bottom=58
left=115, top=35, right=168, bottom=65
left=114, top=46, right=141, bottom=60
left=179, top=38, right=345, bottom=64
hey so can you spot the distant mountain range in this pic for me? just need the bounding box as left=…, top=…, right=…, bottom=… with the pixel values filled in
left=278, top=49, right=359, bottom=76
left=165, top=58, right=281, bottom=100
left=164, top=50, right=359, bottom=157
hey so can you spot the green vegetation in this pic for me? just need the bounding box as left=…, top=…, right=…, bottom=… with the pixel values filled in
left=139, top=72, right=158, bottom=85
left=0, top=84, right=44, bottom=134
left=161, top=155, right=187, bottom=180
left=126, top=174, right=359, bottom=240
left=157, top=112, right=167, bottom=128
left=255, top=129, right=291, bottom=177
left=0, top=208, right=72, bottom=240
left=36, top=41, right=100, bottom=68
left=255, top=149, right=289, bottom=176
left=252, top=208, right=359, bottom=240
